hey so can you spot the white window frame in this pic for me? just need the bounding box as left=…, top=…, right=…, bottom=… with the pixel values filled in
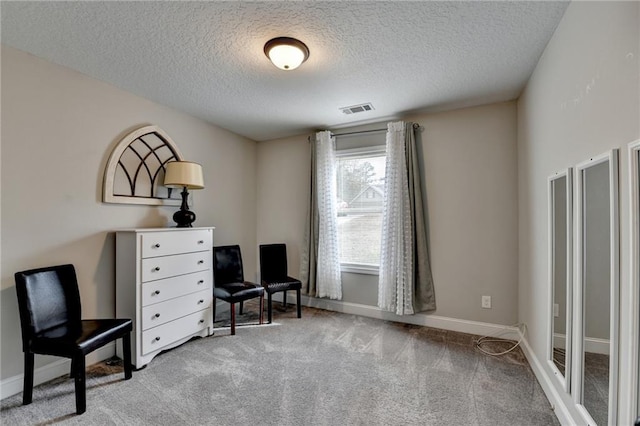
left=335, top=145, right=386, bottom=275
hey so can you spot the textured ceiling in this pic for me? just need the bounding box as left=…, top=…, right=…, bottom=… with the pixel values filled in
left=1, top=1, right=568, bottom=141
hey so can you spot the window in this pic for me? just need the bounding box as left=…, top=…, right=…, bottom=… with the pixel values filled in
left=335, top=147, right=386, bottom=274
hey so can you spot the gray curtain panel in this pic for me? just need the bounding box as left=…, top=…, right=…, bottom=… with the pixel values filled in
left=406, top=122, right=436, bottom=312
left=300, top=134, right=319, bottom=296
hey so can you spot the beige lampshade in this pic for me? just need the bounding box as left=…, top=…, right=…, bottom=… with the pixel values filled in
left=163, top=161, right=204, bottom=189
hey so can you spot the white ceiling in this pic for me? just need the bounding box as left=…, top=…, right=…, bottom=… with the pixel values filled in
left=1, top=1, right=569, bottom=142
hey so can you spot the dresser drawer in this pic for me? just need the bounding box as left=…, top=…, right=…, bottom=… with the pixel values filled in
left=141, top=251, right=211, bottom=282
left=142, top=270, right=211, bottom=306
left=141, top=309, right=210, bottom=355
left=141, top=289, right=211, bottom=330
left=141, top=229, right=212, bottom=258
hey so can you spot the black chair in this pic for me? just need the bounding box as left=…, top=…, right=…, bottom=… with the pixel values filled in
left=212, top=245, right=264, bottom=335
left=259, top=243, right=302, bottom=323
left=14, top=264, right=132, bottom=415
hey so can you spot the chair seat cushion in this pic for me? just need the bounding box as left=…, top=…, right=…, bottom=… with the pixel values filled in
left=263, top=277, right=302, bottom=294
left=31, top=319, right=132, bottom=356
left=214, top=281, right=264, bottom=304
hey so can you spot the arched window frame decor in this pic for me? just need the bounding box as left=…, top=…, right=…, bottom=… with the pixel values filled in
left=103, top=125, right=184, bottom=206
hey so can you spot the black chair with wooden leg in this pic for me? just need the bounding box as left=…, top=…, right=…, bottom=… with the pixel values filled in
left=259, top=243, right=302, bottom=323
left=14, top=264, right=133, bottom=415
left=212, top=245, right=264, bottom=335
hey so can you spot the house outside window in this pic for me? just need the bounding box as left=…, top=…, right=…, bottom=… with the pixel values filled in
left=335, top=146, right=386, bottom=274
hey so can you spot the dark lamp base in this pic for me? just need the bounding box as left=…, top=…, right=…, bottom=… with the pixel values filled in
left=173, top=209, right=196, bottom=228
left=173, top=187, right=196, bottom=227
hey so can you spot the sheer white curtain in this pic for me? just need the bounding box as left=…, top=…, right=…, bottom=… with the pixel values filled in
left=314, top=131, right=342, bottom=299
left=378, top=122, right=414, bottom=315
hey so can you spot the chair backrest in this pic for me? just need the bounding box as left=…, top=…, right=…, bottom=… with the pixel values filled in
left=212, top=245, right=245, bottom=286
left=259, top=244, right=288, bottom=282
left=14, top=264, right=82, bottom=349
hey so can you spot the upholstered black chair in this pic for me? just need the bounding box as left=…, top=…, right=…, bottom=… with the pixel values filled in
left=212, top=245, right=264, bottom=335
left=259, top=243, right=302, bottom=323
left=14, top=264, right=132, bottom=415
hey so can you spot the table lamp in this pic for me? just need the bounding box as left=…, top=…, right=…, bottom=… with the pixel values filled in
left=163, top=161, right=204, bottom=227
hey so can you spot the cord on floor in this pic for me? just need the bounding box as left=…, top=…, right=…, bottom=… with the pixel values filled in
left=475, top=323, right=527, bottom=356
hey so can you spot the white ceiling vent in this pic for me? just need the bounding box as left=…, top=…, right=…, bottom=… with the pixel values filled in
left=340, top=103, right=375, bottom=115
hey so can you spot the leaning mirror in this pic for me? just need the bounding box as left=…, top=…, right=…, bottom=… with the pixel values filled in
left=630, top=140, right=640, bottom=421
left=547, top=169, right=572, bottom=391
left=575, top=150, right=619, bottom=426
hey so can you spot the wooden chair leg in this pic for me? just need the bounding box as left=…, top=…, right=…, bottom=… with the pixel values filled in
left=122, top=333, right=132, bottom=380
left=74, top=355, right=86, bottom=414
left=282, top=291, right=287, bottom=310
left=239, top=300, right=244, bottom=315
left=212, top=297, right=217, bottom=322
left=267, top=293, right=273, bottom=323
left=230, top=302, right=236, bottom=335
left=23, top=352, right=34, bottom=405
left=259, top=294, right=264, bottom=325
left=296, top=289, right=302, bottom=318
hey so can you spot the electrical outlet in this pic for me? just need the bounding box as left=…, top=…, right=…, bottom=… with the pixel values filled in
left=481, top=295, right=492, bottom=309
left=553, top=303, right=560, bottom=317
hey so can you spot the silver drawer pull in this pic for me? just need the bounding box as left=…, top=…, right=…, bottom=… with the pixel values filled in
left=198, top=280, right=204, bottom=285
left=198, top=299, right=204, bottom=304
left=154, top=290, right=161, bottom=295
left=153, top=267, right=160, bottom=272
left=154, top=243, right=161, bottom=248
left=197, top=260, right=204, bottom=265
left=154, top=313, right=160, bottom=318
left=197, top=240, right=204, bottom=244
left=198, top=319, right=205, bottom=324
left=154, top=337, right=161, bottom=342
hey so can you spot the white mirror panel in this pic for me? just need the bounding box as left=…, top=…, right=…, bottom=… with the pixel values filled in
left=629, top=140, right=640, bottom=422
left=575, top=149, right=619, bottom=426
left=548, top=169, right=573, bottom=391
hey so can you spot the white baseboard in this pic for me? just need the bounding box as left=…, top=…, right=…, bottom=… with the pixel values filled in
left=519, top=331, right=575, bottom=425
left=555, top=334, right=609, bottom=355
left=553, top=333, right=567, bottom=350
left=0, top=342, right=116, bottom=400
left=298, top=295, right=521, bottom=341
left=584, top=337, right=610, bottom=355
left=553, top=333, right=609, bottom=357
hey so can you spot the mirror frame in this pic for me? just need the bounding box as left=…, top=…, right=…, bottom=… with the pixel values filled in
left=629, top=140, right=640, bottom=421
left=574, top=149, right=620, bottom=425
left=547, top=168, right=573, bottom=392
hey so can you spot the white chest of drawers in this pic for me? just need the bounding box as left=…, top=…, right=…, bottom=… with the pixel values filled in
left=115, top=227, right=214, bottom=368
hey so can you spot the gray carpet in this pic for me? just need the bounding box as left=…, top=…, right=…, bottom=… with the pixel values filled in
left=1, top=304, right=559, bottom=425
left=583, top=352, right=609, bottom=426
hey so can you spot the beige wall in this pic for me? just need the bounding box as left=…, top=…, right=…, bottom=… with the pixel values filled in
left=256, top=101, right=519, bottom=325
left=0, top=46, right=258, bottom=381
left=255, top=134, right=310, bottom=282
left=517, top=1, right=639, bottom=422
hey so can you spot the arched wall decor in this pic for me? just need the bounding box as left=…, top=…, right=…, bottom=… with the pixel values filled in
left=103, top=125, right=185, bottom=205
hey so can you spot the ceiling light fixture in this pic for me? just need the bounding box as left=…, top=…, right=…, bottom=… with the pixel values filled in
left=264, top=37, right=309, bottom=71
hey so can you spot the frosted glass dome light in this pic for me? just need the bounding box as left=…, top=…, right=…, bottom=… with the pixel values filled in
left=264, top=37, right=309, bottom=71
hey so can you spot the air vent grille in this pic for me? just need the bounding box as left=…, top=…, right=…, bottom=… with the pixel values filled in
left=340, top=103, right=375, bottom=115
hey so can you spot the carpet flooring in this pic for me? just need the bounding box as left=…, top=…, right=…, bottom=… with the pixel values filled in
left=583, top=352, right=610, bottom=426
left=1, top=304, right=559, bottom=425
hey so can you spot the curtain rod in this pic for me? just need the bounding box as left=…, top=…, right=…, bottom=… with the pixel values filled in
left=333, top=123, right=421, bottom=138
left=307, top=123, right=421, bottom=142
left=333, top=128, right=387, bottom=137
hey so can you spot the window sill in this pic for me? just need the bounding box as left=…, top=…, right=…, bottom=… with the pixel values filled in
left=340, top=263, right=379, bottom=275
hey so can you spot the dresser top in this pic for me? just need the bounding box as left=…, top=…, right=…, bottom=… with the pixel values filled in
left=115, top=226, right=215, bottom=233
